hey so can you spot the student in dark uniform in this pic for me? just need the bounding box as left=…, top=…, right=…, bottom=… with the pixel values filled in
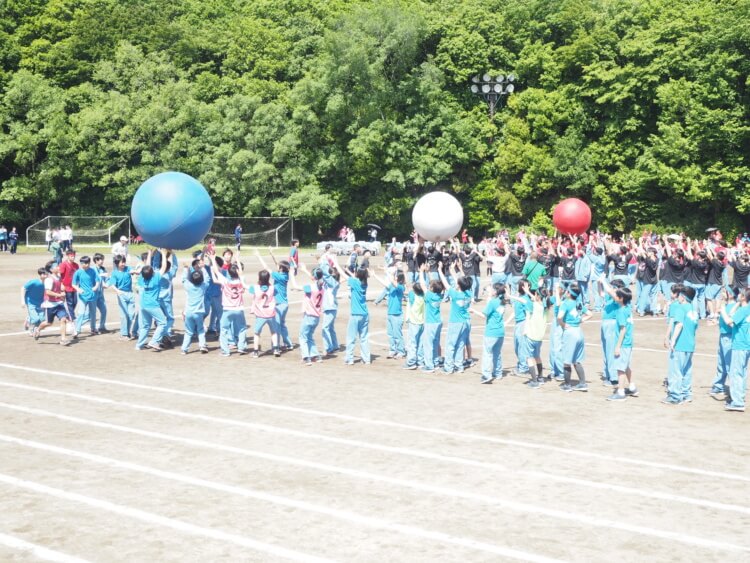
left=684, top=246, right=710, bottom=320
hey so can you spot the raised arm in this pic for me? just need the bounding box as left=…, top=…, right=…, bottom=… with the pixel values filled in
left=370, top=268, right=389, bottom=288
left=255, top=249, right=271, bottom=272
left=158, top=249, right=170, bottom=276
left=206, top=254, right=224, bottom=284
left=267, top=247, right=279, bottom=266
left=331, top=256, right=354, bottom=278
left=437, top=261, right=452, bottom=290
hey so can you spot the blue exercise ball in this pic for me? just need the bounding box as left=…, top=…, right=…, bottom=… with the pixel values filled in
left=131, top=171, right=214, bottom=250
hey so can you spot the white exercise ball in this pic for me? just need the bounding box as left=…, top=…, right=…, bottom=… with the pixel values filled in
left=412, top=192, right=464, bottom=242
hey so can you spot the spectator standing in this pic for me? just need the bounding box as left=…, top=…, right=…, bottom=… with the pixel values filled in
left=234, top=223, right=242, bottom=250
left=8, top=227, right=18, bottom=254
left=111, top=236, right=129, bottom=265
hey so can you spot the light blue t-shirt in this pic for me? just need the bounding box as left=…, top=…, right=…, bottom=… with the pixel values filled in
left=387, top=283, right=405, bottom=316
left=138, top=272, right=162, bottom=309
left=615, top=304, right=633, bottom=348
left=424, top=290, right=442, bottom=324
left=667, top=300, right=682, bottom=333
left=72, top=268, right=98, bottom=303
left=719, top=303, right=733, bottom=338
left=108, top=268, right=133, bottom=292
left=731, top=304, right=750, bottom=351
left=559, top=298, right=587, bottom=327
left=673, top=302, right=698, bottom=353
left=322, top=273, right=339, bottom=311
left=94, top=265, right=107, bottom=296
left=348, top=277, right=368, bottom=316
left=183, top=271, right=209, bottom=315
left=513, top=295, right=532, bottom=323
left=590, top=252, right=606, bottom=277
left=483, top=297, right=505, bottom=338
left=447, top=287, right=471, bottom=323
left=23, top=279, right=45, bottom=307
left=158, top=257, right=178, bottom=301
left=602, top=294, right=619, bottom=320
left=272, top=271, right=289, bottom=305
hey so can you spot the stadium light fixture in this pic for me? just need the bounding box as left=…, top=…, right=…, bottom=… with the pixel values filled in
left=470, top=72, right=517, bottom=118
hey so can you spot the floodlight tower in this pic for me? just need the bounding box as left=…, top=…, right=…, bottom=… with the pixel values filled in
left=470, top=73, right=516, bottom=118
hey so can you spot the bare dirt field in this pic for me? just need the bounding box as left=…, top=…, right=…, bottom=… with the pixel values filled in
left=0, top=249, right=747, bottom=562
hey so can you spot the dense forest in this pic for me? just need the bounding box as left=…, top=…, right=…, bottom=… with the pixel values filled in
left=1, top=0, right=750, bottom=237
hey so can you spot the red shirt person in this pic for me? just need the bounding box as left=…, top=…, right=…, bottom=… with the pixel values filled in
left=58, top=250, right=80, bottom=322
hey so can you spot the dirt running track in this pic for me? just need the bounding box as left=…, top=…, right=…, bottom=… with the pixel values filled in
left=0, top=250, right=747, bottom=562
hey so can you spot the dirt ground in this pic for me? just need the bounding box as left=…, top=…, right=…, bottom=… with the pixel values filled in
left=0, top=249, right=748, bottom=562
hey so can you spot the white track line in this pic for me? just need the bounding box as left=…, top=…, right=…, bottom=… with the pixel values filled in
left=0, top=322, right=120, bottom=338
left=0, top=532, right=90, bottom=563
left=1, top=362, right=744, bottom=483
left=0, top=473, right=331, bottom=563
left=0, top=406, right=747, bottom=554
left=0, top=380, right=747, bottom=517
left=0, top=434, right=560, bottom=563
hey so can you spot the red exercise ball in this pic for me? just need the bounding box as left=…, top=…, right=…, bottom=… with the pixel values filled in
left=552, top=198, right=592, bottom=235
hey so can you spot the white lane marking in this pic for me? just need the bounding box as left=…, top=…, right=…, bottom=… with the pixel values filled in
left=0, top=322, right=120, bottom=338
left=0, top=434, right=561, bottom=563
left=0, top=362, right=744, bottom=483
left=1, top=380, right=747, bottom=517
left=0, top=406, right=747, bottom=555
left=0, top=532, right=90, bottom=563
left=0, top=473, right=331, bottom=563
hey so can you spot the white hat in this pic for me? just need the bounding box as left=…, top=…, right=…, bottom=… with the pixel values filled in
left=120, top=236, right=128, bottom=242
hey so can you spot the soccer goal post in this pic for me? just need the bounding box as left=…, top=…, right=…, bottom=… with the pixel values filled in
left=207, top=217, right=293, bottom=248
left=26, top=216, right=131, bottom=247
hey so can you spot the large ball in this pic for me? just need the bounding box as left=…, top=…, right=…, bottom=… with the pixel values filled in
left=131, top=172, right=214, bottom=250
left=412, top=192, right=464, bottom=242
left=553, top=198, right=591, bottom=235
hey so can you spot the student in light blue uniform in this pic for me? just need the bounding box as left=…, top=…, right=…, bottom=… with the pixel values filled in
left=420, top=269, right=444, bottom=373
left=548, top=287, right=564, bottom=381
left=72, top=256, right=100, bottom=335
left=557, top=282, right=592, bottom=392
left=260, top=250, right=294, bottom=350
left=181, top=263, right=210, bottom=354
left=107, top=255, right=137, bottom=339
left=711, top=288, right=735, bottom=400
left=92, top=253, right=108, bottom=333
left=439, top=271, right=472, bottom=374
left=373, top=269, right=406, bottom=358
left=512, top=279, right=533, bottom=376
left=470, top=283, right=506, bottom=383
left=203, top=254, right=223, bottom=336
left=662, top=283, right=685, bottom=390
left=23, top=268, right=47, bottom=335
left=135, top=250, right=169, bottom=351
left=157, top=251, right=178, bottom=342
left=607, top=288, right=639, bottom=401
left=574, top=250, right=591, bottom=307
left=341, top=267, right=370, bottom=365
left=402, top=277, right=425, bottom=370
left=722, top=289, right=750, bottom=412
left=664, top=286, right=698, bottom=405
left=599, top=278, right=626, bottom=387
left=522, top=288, right=552, bottom=388
left=373, top=245, right=395, bottom=305
left=321, top=267, right=341, bottom=355
left=588, top=245, right=606, bottom=311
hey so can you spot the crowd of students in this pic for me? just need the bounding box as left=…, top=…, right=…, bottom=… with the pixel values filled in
left=18, top=227, right=749, bottom=413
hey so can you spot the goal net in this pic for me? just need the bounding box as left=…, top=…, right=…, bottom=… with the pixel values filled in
left=207, top=217, right=293, bottom=248
left=26, top=216, right=131, bottom=247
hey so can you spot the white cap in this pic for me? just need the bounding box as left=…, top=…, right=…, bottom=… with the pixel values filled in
left=120, top=236, right=128, bottom=242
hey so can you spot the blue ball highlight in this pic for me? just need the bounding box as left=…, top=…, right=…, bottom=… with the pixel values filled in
left=131, top=171, right=214, bottom=250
